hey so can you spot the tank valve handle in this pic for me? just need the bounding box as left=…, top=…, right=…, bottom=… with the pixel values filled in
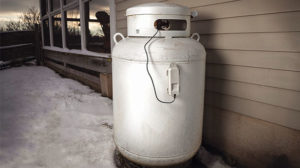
left=167, top=63, right=180, bottom=96
left=191, top=33, right=200, bottom=42
left=113, top=32, right=125, bottom=44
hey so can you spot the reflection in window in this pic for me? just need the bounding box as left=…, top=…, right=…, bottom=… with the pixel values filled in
left=52, top=14, right=62, bottom=47
left=51, top=0, right=60, bottom=11
left=41, top=0, right=48, bottom=16
left=66, top=7, right=81, bottom=49
left=85, top=0, right=110, bottom=53
left=43, top=19, right=50, bottom=46
left=64, top=0, right=76, bottom=5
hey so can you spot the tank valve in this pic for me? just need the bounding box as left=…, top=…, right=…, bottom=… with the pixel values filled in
left=167, top=63, right=180, bottom=96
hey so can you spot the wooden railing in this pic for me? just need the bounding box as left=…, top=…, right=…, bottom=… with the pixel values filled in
left=0, top=25, right=41, bottom=69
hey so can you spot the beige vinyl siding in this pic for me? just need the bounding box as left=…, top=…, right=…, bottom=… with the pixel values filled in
left=116, top=0, right=166, bottom=11
left=191, top=11, right=300, bottom=33
left=206, top=64, right=300, bottom=91
left=201, top=33, right=300, bottom=52
left=191, top=0, right=300, bottom=21
left=205, top=92, right=300, bottom=130
left=206, top=78, right=300, bottom=110
left=167, top=0, right=238, bottom=8
left=202, top=105, right=300, bottom=168
left=115, top=0, right=300, bottom=130
left=206, top=50, right=300, bottom=71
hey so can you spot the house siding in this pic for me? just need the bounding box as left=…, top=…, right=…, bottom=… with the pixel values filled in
left=115, top=0, right=300, bottom=167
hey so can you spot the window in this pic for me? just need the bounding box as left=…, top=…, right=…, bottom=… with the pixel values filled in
left=85, top=0, right=110, bottom=53
left=52, top=14, right=63, bottom=47
left=43, top=19, right=50, bottom=46
left=66, top=7, right=81, bottom=49
left=40, top=0, right=114, bottom=56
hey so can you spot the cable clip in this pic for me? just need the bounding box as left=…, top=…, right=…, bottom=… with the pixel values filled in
left=167, top=63, right=180, bottom=96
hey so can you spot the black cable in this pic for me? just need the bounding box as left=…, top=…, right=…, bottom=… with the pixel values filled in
left=144, top=30, right=176, bottom=104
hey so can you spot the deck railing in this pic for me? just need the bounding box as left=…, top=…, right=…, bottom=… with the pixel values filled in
left=0, top=25, right=41, bottom=69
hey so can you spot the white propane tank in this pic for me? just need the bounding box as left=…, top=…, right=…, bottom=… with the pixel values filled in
left=112, top=2, right=206, bottom=166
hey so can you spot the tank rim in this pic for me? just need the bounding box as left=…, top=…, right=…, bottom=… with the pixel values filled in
left=115, top=142, right=200, bottom=166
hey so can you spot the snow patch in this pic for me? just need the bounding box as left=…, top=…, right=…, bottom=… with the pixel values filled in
left=197, top=147, right=234, bottom=168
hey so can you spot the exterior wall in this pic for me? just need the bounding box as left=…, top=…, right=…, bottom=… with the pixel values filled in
left=115, top=0, right=300, bottom=167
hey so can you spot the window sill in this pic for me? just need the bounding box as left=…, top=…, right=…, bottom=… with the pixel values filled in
left=43, top=46, right=111, bottom=58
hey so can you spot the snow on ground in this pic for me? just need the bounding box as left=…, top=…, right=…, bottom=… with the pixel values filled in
left=0, top=66, right=232, bottom=168
left=0, top=66, right=114, bottom=168
left=197, top=147, right=233, bottom=168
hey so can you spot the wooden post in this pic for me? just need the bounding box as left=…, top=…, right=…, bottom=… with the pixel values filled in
left=99, top=73, right=112, bottom=99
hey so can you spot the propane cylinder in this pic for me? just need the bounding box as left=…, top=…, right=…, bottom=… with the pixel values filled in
left=112, top=2, right=206, bottom=166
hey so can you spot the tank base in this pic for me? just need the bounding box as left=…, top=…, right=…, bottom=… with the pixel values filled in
left=114, top=149, right=194, bottom=168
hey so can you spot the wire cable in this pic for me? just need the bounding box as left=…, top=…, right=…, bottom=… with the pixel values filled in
left=144, top=30, right=176, bottom=104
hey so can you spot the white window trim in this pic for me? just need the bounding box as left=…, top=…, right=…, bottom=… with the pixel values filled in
left=49, top=9, right=61, bottom=15
left=41, top=0, right=116, bottom=58
left=109, top=0, right=116, bottom=48
left=60, top=0, right=67, bottom=48
left=63, top=1, right=78, bottom=10
left=40, top=0, right=45, bottom=46
left=43, top=46, right=111, bottom=58
left=48, top=0, right=54, bottom=47
left=79, top=0, right=87, bottom=50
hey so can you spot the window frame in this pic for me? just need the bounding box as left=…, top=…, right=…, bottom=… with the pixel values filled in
left=40, top=0, right=116, bottom=58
